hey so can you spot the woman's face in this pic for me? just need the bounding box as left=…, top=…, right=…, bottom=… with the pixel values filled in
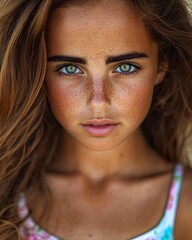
left=46, top=0, right=166, bottom=151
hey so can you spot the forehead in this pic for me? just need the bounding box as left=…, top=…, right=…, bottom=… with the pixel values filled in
left=47, top=0, right=157, bottom=56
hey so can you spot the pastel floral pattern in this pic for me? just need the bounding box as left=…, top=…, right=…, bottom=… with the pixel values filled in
left=160, top=226, right=173, bottom=240
left=18, top=164, right=183, bottom=240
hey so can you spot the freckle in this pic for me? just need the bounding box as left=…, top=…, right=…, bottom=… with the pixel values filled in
left=66, top=204, right=71, bottom=209
left=120, top=153, right=124, bottom=158
left=88, top=233, right=93, bottom=238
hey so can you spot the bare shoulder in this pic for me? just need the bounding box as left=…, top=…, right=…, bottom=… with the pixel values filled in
left=175, top=166, right=192, bottom=240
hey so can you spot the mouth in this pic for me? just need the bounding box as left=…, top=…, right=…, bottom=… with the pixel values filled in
left=81, top=119, right=119, bottom=137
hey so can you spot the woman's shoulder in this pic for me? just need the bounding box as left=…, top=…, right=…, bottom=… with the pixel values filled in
left=175, top=166, right=192, bottom=240
left=181, top=166, right=192, bottom=214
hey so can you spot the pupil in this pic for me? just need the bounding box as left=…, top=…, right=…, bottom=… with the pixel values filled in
left=67, top=66, right=76, bottom=73
left=120, top=64, right=130, bottom=72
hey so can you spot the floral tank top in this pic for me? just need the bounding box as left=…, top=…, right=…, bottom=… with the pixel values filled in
left=18, top=164, right=184, bottom=240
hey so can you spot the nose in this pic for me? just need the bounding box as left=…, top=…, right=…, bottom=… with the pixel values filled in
left=87, top=77, right=111, bottom=112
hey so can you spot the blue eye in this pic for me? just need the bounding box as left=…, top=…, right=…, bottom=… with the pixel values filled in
left=57, top=64, right=82, bottom=75
left=114, top=63, right=139, bottom=74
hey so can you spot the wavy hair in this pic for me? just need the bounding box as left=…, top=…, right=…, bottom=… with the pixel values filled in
left=0, top=0, right=192, bottom=238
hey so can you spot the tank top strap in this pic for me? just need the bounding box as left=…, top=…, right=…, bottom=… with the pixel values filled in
left=164, top=163, right=184, bottom=227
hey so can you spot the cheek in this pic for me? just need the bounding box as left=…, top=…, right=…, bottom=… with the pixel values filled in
left=116, top=78, right=154, bottom=121
left=46, top=82, right=83, bottom=123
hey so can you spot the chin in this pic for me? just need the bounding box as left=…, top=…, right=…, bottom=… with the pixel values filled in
left=79, top=138, right=123, bottom=152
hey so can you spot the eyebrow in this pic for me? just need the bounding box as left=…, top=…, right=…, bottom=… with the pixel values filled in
left=106, top=52, right=148, bottom=64
left=47, top=52, right=148, bottom=65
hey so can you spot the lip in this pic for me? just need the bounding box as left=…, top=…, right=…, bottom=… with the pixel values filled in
left=81, top=119, right=119, bottom=137
left=82, top=119, right=118, bottom=125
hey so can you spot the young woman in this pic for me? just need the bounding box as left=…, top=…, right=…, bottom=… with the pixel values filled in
left=0, top=0, right=192, bottom=239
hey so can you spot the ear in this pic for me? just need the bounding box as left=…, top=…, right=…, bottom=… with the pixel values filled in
left=154, top=59, right=169, bottom=86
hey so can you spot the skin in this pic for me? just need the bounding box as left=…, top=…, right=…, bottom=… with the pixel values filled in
left=26, top=0, right=192, bottom=239
left=45, top=0, right=167, bottom=180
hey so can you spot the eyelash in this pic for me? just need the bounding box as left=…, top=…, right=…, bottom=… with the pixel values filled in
left=56, top=63, right=83, bottom=76
left=113, top=63, right=140, bottom=75
left=56, top=62, right=141, bottom=76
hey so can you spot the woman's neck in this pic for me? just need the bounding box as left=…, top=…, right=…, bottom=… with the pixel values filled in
left=48, top=129, right=165, bottom=183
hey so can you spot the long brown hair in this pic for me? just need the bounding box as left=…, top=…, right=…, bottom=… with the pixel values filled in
left=0, top=0, right=192, bottom=238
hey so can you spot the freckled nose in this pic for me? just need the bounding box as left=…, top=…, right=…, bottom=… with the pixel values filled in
left=87, top=78, right=111, bottom=112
